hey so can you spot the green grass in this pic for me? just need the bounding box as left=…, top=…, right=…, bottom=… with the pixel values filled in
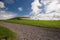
left=1, top=19, right=60, bottom=29
left=0, top=26, right=16, bottom=40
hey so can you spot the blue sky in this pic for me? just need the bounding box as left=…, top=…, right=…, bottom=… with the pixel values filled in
left=1, top=0, right=34, bottom=16
left=0, top=0, right=60, bottom=20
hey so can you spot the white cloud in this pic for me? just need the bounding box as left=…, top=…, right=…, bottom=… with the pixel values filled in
left=30, top=0, right=60, bottom=20
left=31, top=13, right=60, bottom=20
left=0, top=1, right=5, bottom=8
left=18, top=7, right=23, bottom=11
left=31, top=0, right=42, bottom=15
left=0, top=1, right=17, bottom=20
left=0, top=11, right=17, bottom=20
left=45, top=0, right=60, bottom=13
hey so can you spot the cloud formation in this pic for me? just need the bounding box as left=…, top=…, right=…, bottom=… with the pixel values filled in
left=31, top=0, right=42, bottom=15
left=0, top=1, right=16, bottom=20
left=0, top=11, right=16, bottom=20
left=0, top=1, right=5, bottom=8
left=30, top=0, right=60, bottom=20
left=18, top=7, right=23, bottom=12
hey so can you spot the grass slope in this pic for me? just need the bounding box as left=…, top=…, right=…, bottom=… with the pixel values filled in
left=1, top=19, right=60, bottom=29
left=0, top=26, right=16, bottom=40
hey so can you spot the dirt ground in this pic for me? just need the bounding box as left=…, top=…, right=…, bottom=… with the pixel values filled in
left=0, top=22, right=60, bottom=40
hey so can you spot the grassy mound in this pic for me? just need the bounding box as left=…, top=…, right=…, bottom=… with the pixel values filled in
left=0, top=26, right=16, bottom=40
left=1, top=19, right=60, bottom=29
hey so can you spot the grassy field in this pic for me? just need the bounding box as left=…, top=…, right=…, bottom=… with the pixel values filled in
left=0, top=26, right=16, bottom=40
left=1, top=19, right=60, bottom=29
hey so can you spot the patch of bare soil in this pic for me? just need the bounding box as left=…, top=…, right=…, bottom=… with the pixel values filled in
left=0, top=22, right=60, bottom=40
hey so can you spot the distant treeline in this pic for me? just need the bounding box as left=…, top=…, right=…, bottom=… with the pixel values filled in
left=10, top=17, right=29, bottom=20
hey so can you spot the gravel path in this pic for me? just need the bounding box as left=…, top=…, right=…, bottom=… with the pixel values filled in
left=0, top=22, right=60, bottom=40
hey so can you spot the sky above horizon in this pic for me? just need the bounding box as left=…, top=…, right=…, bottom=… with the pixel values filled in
left=0, top=0, right=60, bottom=20
left=1, top=0, right=33, bottom=16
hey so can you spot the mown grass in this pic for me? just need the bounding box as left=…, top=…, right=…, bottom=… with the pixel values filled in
left=1, top=19, right=60, bottom=29
left=0, top=26, right=16, bottom=40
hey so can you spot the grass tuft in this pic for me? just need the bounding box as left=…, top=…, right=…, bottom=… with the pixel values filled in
left=0, top=26, right=16, bottom=40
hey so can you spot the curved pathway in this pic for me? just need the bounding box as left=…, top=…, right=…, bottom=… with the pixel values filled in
left=0, top=22, right=60, bottom=40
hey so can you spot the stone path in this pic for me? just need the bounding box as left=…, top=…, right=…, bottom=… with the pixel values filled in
left=0, top=22, right=60, bottom=40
